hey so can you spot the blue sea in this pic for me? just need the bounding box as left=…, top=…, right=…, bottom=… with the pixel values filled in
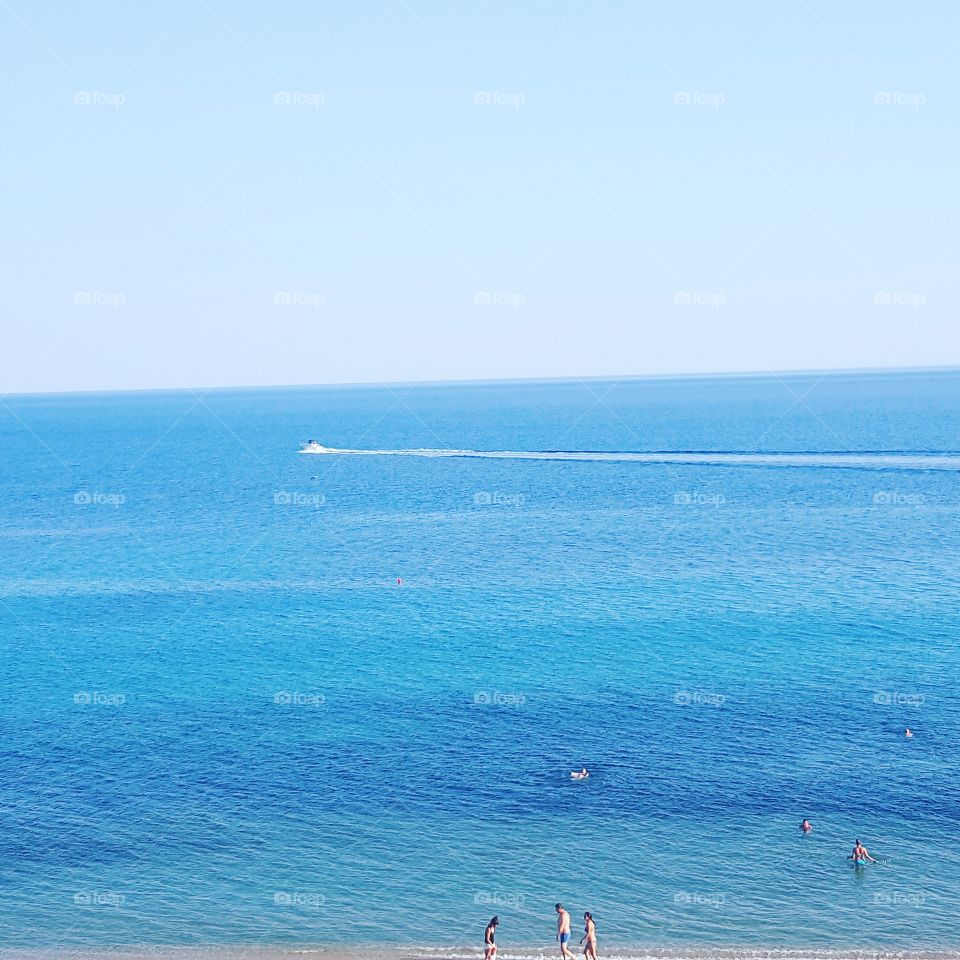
left=2, top=369, right=960, bottom=953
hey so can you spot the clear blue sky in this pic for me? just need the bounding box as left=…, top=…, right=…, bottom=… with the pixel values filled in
left=1, top=0, right=958, bottom=394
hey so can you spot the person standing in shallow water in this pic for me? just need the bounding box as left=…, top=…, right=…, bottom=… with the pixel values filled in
left=580, top=912, right=598, bottom=960
left=556, top=903, right=575, bottom=960
left=849, top=838, right=877, bottom=864
left=484, top=916, right=498, bottom=960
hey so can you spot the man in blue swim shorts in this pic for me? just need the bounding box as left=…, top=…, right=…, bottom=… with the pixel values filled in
left=555, top=903, right=575, bottom=960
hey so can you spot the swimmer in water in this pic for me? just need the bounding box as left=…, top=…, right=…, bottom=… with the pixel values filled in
left=905, top=727, right=913, bottom=738
left=800, top=819, right=812, bottom=833
left=484, top=916, right=499, bottom=960
left=848, top=839, right=877, bottom=865
left=580, top=911, right=598, bottom=960
left=571, top=767, right=589, bottom=779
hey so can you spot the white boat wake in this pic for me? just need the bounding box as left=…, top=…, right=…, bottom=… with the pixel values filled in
left=298, top=443, right=960, bottom=470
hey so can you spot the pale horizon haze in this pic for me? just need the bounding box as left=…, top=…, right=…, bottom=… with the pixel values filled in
left=2, top=0, right=958, bottom=395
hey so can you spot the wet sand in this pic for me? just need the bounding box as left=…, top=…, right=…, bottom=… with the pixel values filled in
left=5, top=947, right=960, bottom=960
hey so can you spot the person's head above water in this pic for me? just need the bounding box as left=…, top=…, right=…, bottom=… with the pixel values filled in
left=556, top=903, right=564, bottom=912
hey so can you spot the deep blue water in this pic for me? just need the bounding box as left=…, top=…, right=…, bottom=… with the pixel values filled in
left=1, top=370, right=959, bottom=950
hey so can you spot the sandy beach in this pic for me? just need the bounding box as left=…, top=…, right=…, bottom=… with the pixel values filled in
left=6, top=948, right=960, bottom=960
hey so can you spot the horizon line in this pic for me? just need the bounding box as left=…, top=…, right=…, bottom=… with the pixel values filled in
left=4, top=363, right=959, bottom=400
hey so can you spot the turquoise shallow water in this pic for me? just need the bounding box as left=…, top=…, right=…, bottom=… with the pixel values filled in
left=1, top=370, right=959, bottom=950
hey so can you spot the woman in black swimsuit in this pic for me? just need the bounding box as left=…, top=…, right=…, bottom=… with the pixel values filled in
left=580, top=912, right=598, bottom=960
left=485, top=917, right=499, bottom=960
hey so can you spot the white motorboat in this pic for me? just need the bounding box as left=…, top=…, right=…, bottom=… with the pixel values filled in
left=299, top=440, right=334, bottom=454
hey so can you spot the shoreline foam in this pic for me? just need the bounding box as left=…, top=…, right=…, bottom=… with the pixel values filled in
left=6, top=947, right=960, bottom=960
